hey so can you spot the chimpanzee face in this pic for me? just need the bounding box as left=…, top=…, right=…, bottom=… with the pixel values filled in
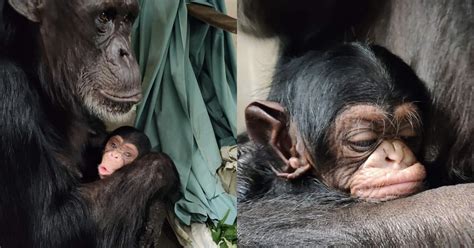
left=79, top=0, right=141, bottom=122
left=8, top=0, right=141, bottom=122
left=324, top=103, right=426, bottom=201
left=98, top=135, right=139, bottom=179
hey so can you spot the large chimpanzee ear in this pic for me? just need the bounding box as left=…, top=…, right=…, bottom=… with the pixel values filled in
left=245, top=101, right=293, bottom=160
left=8, top=0, right=42, bottom=22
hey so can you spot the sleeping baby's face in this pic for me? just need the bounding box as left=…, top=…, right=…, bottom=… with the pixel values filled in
left=98, top=135, right=139, bottom=179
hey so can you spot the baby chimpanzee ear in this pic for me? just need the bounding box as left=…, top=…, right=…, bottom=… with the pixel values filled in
left=245, top=101, right=293, bottom=162
left=8, top=0, right=43, bottom=22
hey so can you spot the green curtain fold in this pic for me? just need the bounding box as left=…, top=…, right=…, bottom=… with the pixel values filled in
left=131, top=0, right=236, bottom=225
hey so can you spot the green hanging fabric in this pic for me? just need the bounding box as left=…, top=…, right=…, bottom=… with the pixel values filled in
left=131, top=0, right=237, bottom=225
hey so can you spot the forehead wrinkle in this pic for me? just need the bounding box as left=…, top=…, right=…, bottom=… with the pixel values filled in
left=79, top=0, right=139, bottom=13
left=337, top=104, right=387, bottom=123
left=393, top=102, right=421, bottom=129
left=393, top=102, right=419, bottom=120
left=333, top=105, right=388, bottom=140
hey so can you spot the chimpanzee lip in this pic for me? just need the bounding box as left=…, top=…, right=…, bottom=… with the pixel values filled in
left=99, top=89, right=142, bottom=103
left=375, top=181, right=423, bottom=200
left=351, top=163, right=426, bottom=200
left=98, top=165, right=110, bottom=175
left=355, top=179, right=425, bottom=201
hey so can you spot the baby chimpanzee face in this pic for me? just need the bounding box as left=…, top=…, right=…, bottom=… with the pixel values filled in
left=98, top=135, right=139, bottom=179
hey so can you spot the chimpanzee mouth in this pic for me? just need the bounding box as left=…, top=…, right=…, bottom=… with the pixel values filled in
left=103, top=100, right=135, bottom=114
left=97, top=89, right=141, bottom=114
left=99, top=90, right=142, bottom=104
left=83, top=91, right=137, bottom=123
left=361, top=180, right=425, bottom=202
left=351, top=163, right=427, bottom=201
left=98, top=165, right=109, bottom=174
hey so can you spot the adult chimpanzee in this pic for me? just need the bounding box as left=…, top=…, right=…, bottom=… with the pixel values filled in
left=0, top=0, right=179, bottom=247
left=238, top=0, right=473, bottom=246
left=244, top=43, right=430, bottom=202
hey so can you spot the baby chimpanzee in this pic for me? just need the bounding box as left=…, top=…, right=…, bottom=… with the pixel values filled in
left=244, top=43, right=430, bottom=202
left=98, top=126, right=152, bottom=179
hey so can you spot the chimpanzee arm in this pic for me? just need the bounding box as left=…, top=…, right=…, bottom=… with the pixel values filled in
left=239, top=183, right=474, bottom=247
left=80, top=152, right=179, bottom=248
left=0, top=60, right=97, bottom=247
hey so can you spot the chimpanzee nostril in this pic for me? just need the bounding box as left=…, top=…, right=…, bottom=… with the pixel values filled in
left=119, top=48, right=129, bottom=57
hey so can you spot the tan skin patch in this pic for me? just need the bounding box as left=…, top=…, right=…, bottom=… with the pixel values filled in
left=321, top=103, right=426, bottom=201
left=98, top=135, right=139, bottom=179
left=394, top=102, right=422, bottom=137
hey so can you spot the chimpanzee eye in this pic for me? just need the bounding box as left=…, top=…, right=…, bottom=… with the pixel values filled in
left=111, top=142, right=117, bottom=149
left=98, top=12, right=109, bottom=23
left=123, top=14, right=131, bottom=23
left=348, top=139, right=377, bottom=151
left=124, top=152, right=131, bottom=158
left=98, top=9, right=115, bottom=24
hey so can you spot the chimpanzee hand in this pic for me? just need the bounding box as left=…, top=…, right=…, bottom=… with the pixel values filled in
left=272, top=157, right=312, bottom=180
left=79, top=152, right=179, bottom=247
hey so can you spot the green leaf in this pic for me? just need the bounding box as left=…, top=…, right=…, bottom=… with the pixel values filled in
left=211, top=228, right=222, bottom=242
left=223, top=227, right=237, bottom=241
left=208, top=210, right=237, bottom=247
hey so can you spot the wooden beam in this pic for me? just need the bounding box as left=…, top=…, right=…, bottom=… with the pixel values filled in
left=187, top=3, right=237, bottom=34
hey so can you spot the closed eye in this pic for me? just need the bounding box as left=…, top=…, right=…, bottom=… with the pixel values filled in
left=348, top=139, right=377, bottom=152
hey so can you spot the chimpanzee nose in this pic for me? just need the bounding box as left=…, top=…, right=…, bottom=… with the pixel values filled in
left=376, top=141, right=405, bottom=170
left=119, top=48, right=130, bottom=58
left=108, top=38, right=133, bottom=66
left=110, top=151, right=120, bottom=160
left=384, top=141, right=404, bottom=164
left=364, top=140, right=417, bottom=170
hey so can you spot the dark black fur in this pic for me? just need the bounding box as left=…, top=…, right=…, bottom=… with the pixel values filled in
left=0, top=0, right=179, bottom=247
left=238, top=143, right=355, bottom=205
left=238, top=153, right=474, bottom=247
left=238, top=0, right=473, bottom=246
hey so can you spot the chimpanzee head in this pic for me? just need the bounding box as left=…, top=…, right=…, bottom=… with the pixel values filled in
left=8, top=0, right=141, bottom=122
left=246, top=43, right=431, bottom=201
left=98, top=126, right=151, bottom=178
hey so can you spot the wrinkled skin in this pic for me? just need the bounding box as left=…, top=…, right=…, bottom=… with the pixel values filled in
left=9, top=0, right=142, bottom=122
left=326, top=104, right=426, bottom=201
left=98, top=135, right=139, bottom=179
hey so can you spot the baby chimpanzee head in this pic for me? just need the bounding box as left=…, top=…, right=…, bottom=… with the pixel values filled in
left=98, top=126, right=151, bottom=179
